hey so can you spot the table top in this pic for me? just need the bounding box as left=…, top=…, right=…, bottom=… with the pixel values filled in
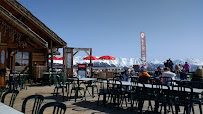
left=42, top=72, right=58, bottom=75
left=103, top=80, right=203, bottom=94
left=68, top=78, right=97, bottom=81
left=0, top=103, right=24, bottom=114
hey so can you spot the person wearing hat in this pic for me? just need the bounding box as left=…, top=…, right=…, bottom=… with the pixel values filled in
left=139, top=66, right=150, bottom=77
left=138, top=66, right=150, bottom=83
left=191, top=66, right=203, bottom=81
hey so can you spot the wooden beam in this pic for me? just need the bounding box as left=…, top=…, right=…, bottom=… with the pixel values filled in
left=85, top=51, right=90, bottom=56
left=73, top=51, right=79, bottom=56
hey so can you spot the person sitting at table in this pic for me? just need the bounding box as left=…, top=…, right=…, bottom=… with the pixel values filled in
left=191, top=66, right=203, bottom=81
left=160, top=67, right=176, bottom=85
left=122, top=67, right=131, bottom=82
left=154, top=66, right=162, bottom=77
left=138, top=66, right=150, bottom=83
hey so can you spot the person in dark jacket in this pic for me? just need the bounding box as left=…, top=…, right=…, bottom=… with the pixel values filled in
left=154, top=66, right=162, bottom=77
left=164, top=60, right=170, bottom=68
left=169, top=59, right=174, bottom=71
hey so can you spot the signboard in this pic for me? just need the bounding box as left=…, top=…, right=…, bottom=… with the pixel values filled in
left=140, top=32, right=146, bottom=63
left=32, top=53, right=44, bottom=61
left=78, top=64, right=86, bottom=78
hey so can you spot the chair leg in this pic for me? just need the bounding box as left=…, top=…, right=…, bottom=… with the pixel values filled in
left=54, top=88, right=56, bottom=97
left=62, top=88, right=64, bottom=100
left=97, top=94, right=100, bottom=106
left=70, top=89, right=73, bottom=100
left=92, top=87, right=94, bottom=98
left=199, top=102, right=202, bottom=114
left=75, top=89, right=78, bottom=102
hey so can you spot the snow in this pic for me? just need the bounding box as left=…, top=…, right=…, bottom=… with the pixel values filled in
left=50, top=56, right=203, bottom=71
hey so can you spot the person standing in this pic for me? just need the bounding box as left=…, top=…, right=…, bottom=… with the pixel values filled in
left=169, top=59, right=174, bottom=72
left=184, top=62, right=190, bottom=73
left=164, top=60, right=170, bottom=68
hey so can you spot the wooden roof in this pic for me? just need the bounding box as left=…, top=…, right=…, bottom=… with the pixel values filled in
left=0, top=0, right=67, bottom=48
left=0, top=5, right=48, bottom=48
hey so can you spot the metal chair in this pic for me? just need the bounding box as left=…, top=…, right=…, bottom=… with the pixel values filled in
left=22, top=95, right=44, bottom=114
left=97, top=79, right=110, bottom=106
left=39, top=102, right=67, bottom=114
left=1, top=90, right=19, bottom=107
left=171, top=85, right=194, bottom=114
left=191, top=91, right=202, bottom=114
left=53, top=74, right=66, bottom=100
left=84, top=80, right=98, bottom=98
left=20, top=73, right=28, bottom=90
left=70, top=78, right=85, bottom=102
left=153, top=83, right=174, bottom=114
left=0, top=87, right=6, bottom=99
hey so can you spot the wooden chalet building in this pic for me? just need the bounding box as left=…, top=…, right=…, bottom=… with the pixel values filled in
left=0, top=0, right=67, bottom=87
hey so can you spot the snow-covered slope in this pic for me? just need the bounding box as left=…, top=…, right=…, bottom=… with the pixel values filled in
left=52, top=56, right=203, bottom=71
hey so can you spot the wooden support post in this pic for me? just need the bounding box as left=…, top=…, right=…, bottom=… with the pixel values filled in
left=51, top=40, right=53, bottom=70
left=63, top=47, right=65, bottom=71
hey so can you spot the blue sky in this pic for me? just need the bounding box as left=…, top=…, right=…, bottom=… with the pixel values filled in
left=18, top=0, right=203, bottom=61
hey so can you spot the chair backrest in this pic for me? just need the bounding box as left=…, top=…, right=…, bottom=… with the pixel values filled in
left=160, top=77, right=172, bottom=86
left=187, top=81, right=203, bottom=89
left=0, top=87, right=6, bottom=99
left=172, top=85, right=193, bottom=100
left=22, top=73, right=29, bottom=80
left=113, top=76, right=123, bottom=81
left=52, top=74, right=59, bottom=87
left=39, top=102, right=67, bottom=114
left=22, top=95, right=44, bottom=114
left=1, top=90, right=19, bottom=107
left=138, top=76, right=149, bottom=84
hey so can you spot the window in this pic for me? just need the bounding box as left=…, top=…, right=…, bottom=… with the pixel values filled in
left=15, top=52, right=29, bottom=66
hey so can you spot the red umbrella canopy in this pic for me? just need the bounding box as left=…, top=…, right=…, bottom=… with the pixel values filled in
left=99, top=55, right=116, bottom=60
left=58, top=57, right=63, bottom=60
left=49, top=57, right=60, bottom=60
left=83, top=56, right=99, bottom=60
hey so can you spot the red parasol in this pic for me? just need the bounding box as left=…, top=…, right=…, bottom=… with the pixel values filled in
left=99, top=55, right=116, bottom=60
left=49, top=57, right=60, bottom=60
left=83, top=56, right=99, bottom=60
left=58, top=57, right=63, bottom=60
